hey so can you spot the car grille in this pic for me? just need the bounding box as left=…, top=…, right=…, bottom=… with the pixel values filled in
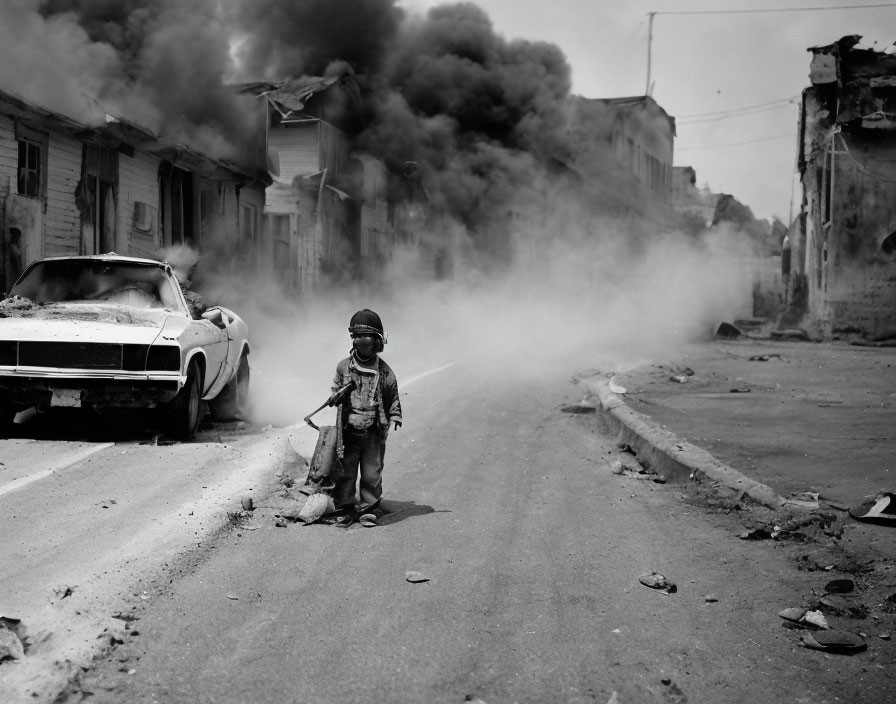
left=19, top=342, right=123, bottom=369
left=0, top=342, right=180, bottom=371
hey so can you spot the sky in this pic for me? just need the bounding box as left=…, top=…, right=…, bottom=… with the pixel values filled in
left=402, top=0, right=896, bottom=221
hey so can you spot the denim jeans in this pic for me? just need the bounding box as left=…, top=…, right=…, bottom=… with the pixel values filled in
left=334, top=428, right=386, bottom=511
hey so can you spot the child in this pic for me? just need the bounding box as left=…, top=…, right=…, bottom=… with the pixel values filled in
left=331, top=309, right=402, bottom=524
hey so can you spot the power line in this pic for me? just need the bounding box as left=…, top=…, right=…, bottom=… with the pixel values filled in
left=677, top=133, right=794, bottom=150
left=678, top=102, right=798, bottom=125
left=654, top=3, right=896, bottom=15
left=676, top=96, right=799, bottom=119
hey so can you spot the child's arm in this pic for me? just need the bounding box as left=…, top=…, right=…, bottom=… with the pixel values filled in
left=386, top=374, right=402, bottom=429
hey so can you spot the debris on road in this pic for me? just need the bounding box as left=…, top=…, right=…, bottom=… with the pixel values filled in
left=669, top=374, right=689, bottom=384
left=639, top=572, right=677, bottom=594
left=748, top=354, right=781, bottom=361
left=0, top=617, right=25, bottom=661
left=800, top=610, right=831, bottom=630
left=559, top=403, right=596, bottom=414
left=824, top=578, right=855, bottom=594
left=729, top=386, right=751, bottom=393
left=704, top=594, right=719, bottom=603
left=297, top=493, right=335, bottom=525
left=226, top=594, right=238, bottom=600
left=608, top=380, right=627, bottom=395
left=739, top=527, right=772, bottom=540
left=784, top=491, right=820, bottom=510
left=848, top=491, right=896, bottom=524
left=778, top=607, right=807, bottom=623
left=241, top=496, right=254, bottom=512
left=800, top=629, right=867, bottom=653
left=359, top=513, right=378, bottom=527
left=405, top=571, right=429, bottom=583
left=715, top=322, right=741, bottom=338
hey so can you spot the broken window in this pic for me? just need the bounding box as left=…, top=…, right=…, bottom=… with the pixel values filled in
left=158, top=166, right=195, bottom=247
left=15, top=124, right=47, bottom=199
left=241, top=203, right=258, bottom=243
left=266, top=214, right=290, bottom=271
left=821, top=138, right=834, bottom=228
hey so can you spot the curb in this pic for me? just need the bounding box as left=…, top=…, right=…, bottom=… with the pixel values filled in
left=583, top=378, right=786, bottom=510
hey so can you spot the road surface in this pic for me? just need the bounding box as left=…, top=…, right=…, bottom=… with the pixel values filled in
left=1, top=365, right=891, bottom=703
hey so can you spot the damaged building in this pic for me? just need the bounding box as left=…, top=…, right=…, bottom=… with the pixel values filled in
left=0, top=87, right=270, bottom=295
left=238, top=75, right=402, bottom=292
left=786, top=36, right=896, bottom=339
left=567, top=94, right=675, bottom=218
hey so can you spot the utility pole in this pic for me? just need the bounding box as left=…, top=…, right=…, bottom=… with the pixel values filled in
left=646, top=11, right=656, bottom=96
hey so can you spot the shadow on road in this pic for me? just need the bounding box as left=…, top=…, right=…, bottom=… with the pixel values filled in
left=377, top=499, right=449, bottom=526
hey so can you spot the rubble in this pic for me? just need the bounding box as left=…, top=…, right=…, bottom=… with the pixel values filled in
left=639, top=572, right=676, bottom=594
left=0, top=617, right=25, bottom=661
left=801, top=629, right=867, bottom=653
left=849, top=491, right=896, bottom=524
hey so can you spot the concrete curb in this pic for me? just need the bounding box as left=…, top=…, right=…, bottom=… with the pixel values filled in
left=583, top=378, right=787, bottom=510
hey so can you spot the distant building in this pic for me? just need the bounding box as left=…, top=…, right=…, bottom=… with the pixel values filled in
left=787, top=35, right=896, bottom=339
left=670, top=166, right=720, bottom=227
left=0, top=87, right=269, bottom=295
left=567, top=95, right=675, bottom=212
left=238, top=75, right=402, bottom=291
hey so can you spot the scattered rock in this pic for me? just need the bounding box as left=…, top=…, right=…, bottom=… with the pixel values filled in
left=748, top=354, right=781, bottom=361
left=739, top=527, right=772, bottom=540
left=771, top=329, right=809, bottom=341
left=226, top=594, right=239, bottom=600
left=405, top=571, right=429, bottom=583
left=824, top=578, right=855, bottom=594
left=559, top=404, right=596, bottom=414
left=879, top=632, right=891, bottom=640
left=669, top=375, right=689, bottom=384
left=639, top=572, right=676, bottom=594
left=715, top=322, right=741, bottom=338
left=729, top=386, right=751, bottom=393
left=778, top=607, right=807, bottom=623
left=801, top=629, right=867, bottom=653
left=800, top=610, right=831, bottom=630
left=608, top=381, right=627, bottom=395
left=704, top=594, right=719, bottom=603
left=0, top=623, right=25, bottom=661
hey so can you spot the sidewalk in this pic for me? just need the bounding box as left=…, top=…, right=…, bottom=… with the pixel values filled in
left=582, top=338, right=896, bottom=521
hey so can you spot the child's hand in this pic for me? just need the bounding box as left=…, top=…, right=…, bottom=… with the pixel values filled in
left=392, top=420, right=402, bottom=431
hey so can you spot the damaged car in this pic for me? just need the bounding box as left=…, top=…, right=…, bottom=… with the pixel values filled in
left=0, top=254, right=250, bottom=438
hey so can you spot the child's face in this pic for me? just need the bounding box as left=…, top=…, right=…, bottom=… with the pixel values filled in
left=352, top=334, right=378, bottom=358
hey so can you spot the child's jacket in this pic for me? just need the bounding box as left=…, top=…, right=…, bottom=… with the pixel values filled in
left=332, top=352, right=402, bottom=458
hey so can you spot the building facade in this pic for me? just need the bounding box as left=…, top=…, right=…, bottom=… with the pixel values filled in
left=787, top=36, right=896, bottom=339
left=0, top=88, right=269, bottom=295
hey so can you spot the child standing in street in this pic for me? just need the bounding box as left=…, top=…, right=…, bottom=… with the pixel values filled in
left=331, top=309, right=402, bottom=525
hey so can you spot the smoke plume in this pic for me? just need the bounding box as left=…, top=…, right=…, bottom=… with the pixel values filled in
left=0, top=1, right=756, bottom=426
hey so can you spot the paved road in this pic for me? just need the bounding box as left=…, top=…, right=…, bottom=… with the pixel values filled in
left=45, top=365, right=890, bottom=704
left=0, top=411, right=283, bottom=701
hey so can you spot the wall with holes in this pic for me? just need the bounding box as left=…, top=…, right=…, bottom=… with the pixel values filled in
left=803, top=127, right=896, bottom=340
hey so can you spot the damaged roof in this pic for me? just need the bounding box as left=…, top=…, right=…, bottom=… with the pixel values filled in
left=575, top=95, right=677, bottom=136
left=234, top=73, right=365, bottom=133
left=807, top=35, right=896, bottom=129
left=0, top=87, right=271, bottom=186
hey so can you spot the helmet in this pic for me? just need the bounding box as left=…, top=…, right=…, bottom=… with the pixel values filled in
left=349, top=309, right=387, bottom=348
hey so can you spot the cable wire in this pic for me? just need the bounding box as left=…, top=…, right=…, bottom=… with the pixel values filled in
left=654, top=3, right=896, bottom=15
left=677, top=133, right=794, bottom=150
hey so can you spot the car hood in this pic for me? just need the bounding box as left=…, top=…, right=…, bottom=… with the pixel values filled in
left=0, top=303, right=188, bottom=345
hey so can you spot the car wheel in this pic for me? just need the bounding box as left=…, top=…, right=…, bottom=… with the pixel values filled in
left=169, top=359, right=202, bottom=439
left=210, top=354, right=250, bottom=421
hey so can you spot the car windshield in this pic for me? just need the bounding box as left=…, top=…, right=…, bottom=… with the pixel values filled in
left=9, top=260, right=184, bottom=311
